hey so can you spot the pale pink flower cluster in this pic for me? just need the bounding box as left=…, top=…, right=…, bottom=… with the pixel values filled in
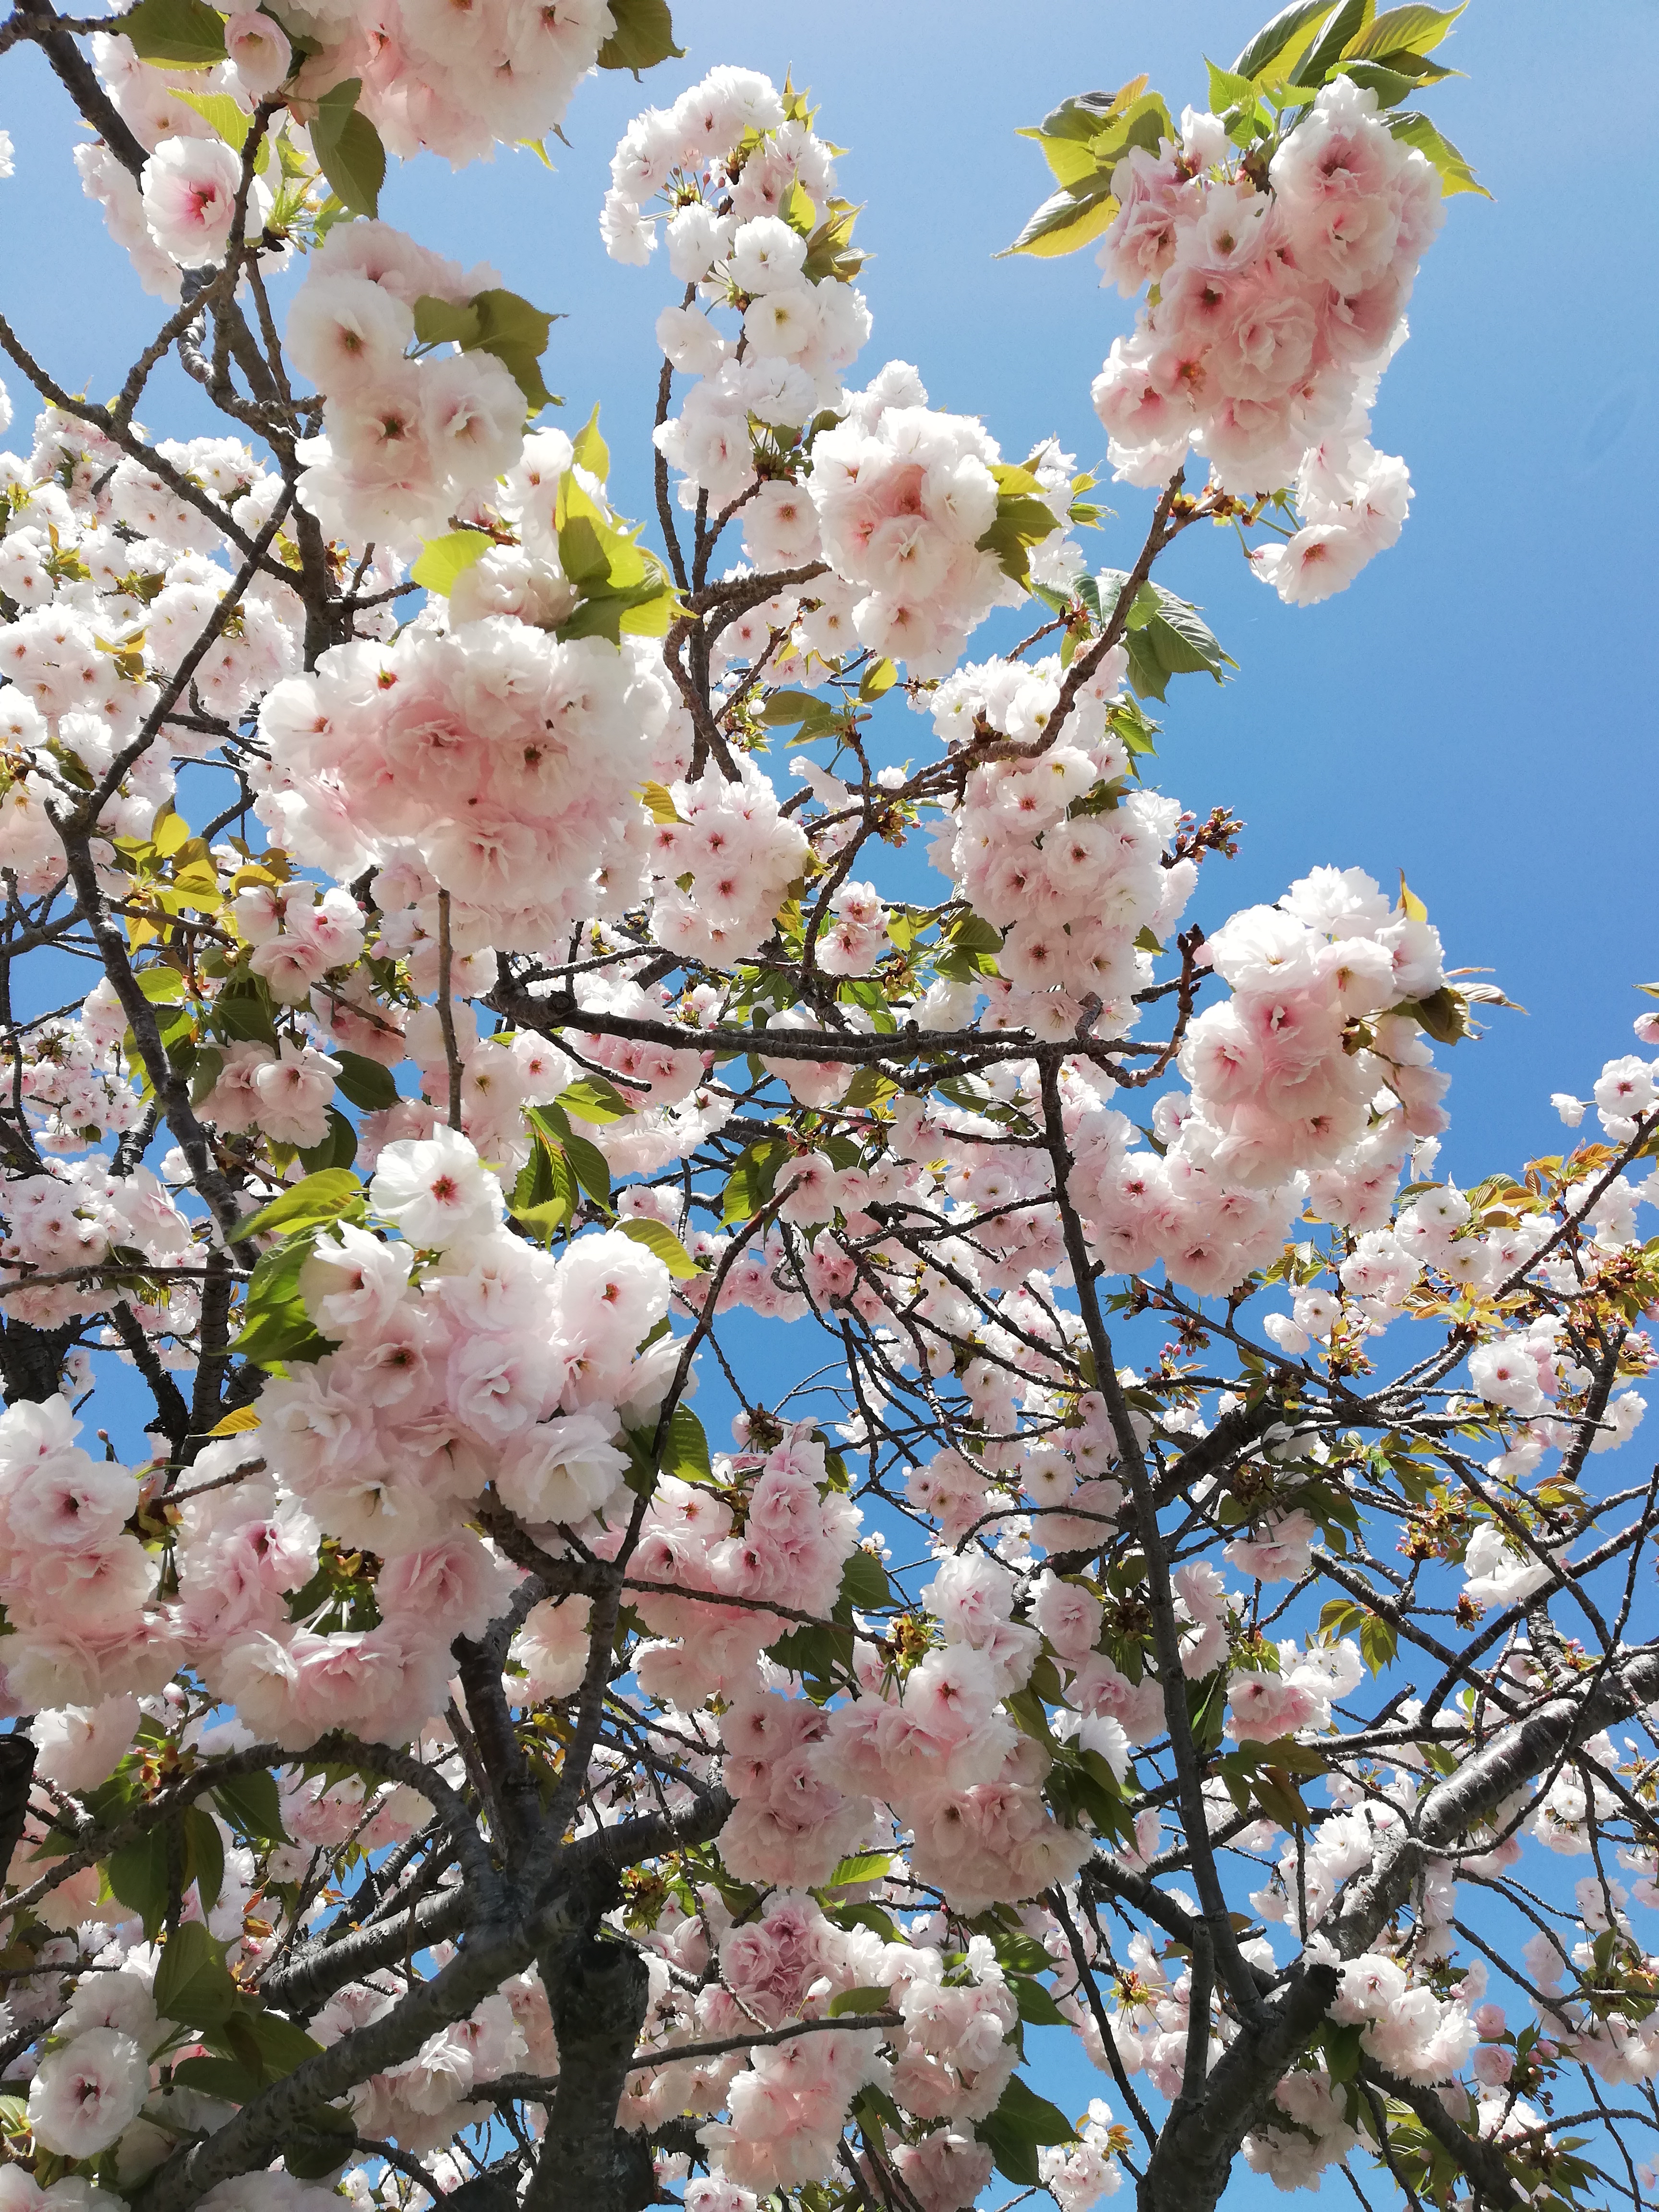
left=810, top=1554, right=1092, bottom=1911
left=26, top=2020, right=152, bottom=2157
left=1329, top=1951, right=1479, bottom=2083
left=629, top=1421, right=862, bottom=1708
left=1225, top=1635, right=1363, bottom=1742
left=1040, top=2100, right=1127, bottom=2212
left=1241, top=2068, right=1360, bottom=2189
left=316, top=1978, right=528, bottom=2152
left=170, top=1130, right=679, bottom=1748
left=701, top=2023, right=885, bottom=2192
left=1092, top=83, right=1444, bottom=599
left=1, top=1159, right=191, bottom=1330
left=1178, top=865, right=1451, bottom=1188
left=929, top=652, right=1193, bottom=1036
left=0, top=1396, right=180, bottom=1717
left=807, top=366, right=1022, bottom=676
left=606, top=69, right=873, bottom=506
left=345, top=0, right=618, bottom=165
left=254, top=621, right=675, bottom=950
left=646, top=758, right=810, bottom=965
left=94, top=2, right=617, bottom=178
left=0, top=409, right=315, bottom=889
left=139, top=133, right=268, bottom=269
left=287, top=222, right=526, bottom=549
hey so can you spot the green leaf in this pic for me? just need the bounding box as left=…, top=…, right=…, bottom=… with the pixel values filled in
left=658, top=1404, right=710, bottom=1483
left=839, top=1549, right=893, bottom=1613
left=176, top=89, right=255, bottom=152
left=759, top=688, right=842, bottom=732
left=185, top=1805, right=224, bottom=1914
left=596, top=0, right=683, bottom=73
left=1299, top=1, right=1375, bottom=91
left=827, top=1984, right=892, bottom=2017
left=556, top=1074, right=635, bottom=1124
left=211, top=1768, right=287, bottom=1847
left=857, top=656, right=898, bottom=700
left=152, top=809, right=192, bottom=857
left=824, top=1851, right=893, bottom=1887
left=1034, top=82, right=1151, bottom=144
left=721, top=1137, right=790, bottom=1225
left=1002, top=176, right=1120, bottom=261
left=562, top=1130, right=613, bottom=1213
left=840, top=1065, right=897, bottom=1110
left=213, top=975, right=278, bottom=1047
left=310, top=79, right=385, bottom=221
left=1393, top=984, right=1469, bottom=1045
left=232, top=2000, right=325, bottom=2078
left=1387, top=109, right=1490, bottom=195
left=156, top=1922, right=237, bottom=2030
left=1340, top=59, right=1419, bottom=105
left=571, top=403, right=610, bottom=480
left=108, top=1827, right=169, bottom=1936
left=328, top=1050, right=396, bottom=1113
left=1098, top=573, right=1233, bottom=700
left=172, top=2055, right=261, bottom=2101
left=1324, top=2019, right=1365, bottom=2081
left=529, top=1107, right=613, bottom=1214
left=119, top=0, right=227, bottom=66
left=412, top=295, right=484, bottom=350
left=617, top=1216, right=703, bottom=1279
left=1233, top=0, right=1340, bottom=83
left=1359, top=1611, right=1400, bottom=1673
left=1253, top=1765, right=1314, bottom=1830
left=638, top=779, right=682, bottom=825
left=469, top=287, right=558, bottom=413
left=1009, top=1972, right=1071, bottom=2027
left=1351, top=4, right=1465, bottom=60
left=1010, top=77, right=1168, bottom=215
left=231, top=1297, right=331, bottom=1370
left=1188, top=1669, right=1229, bottom=1755
left=410, top=529, right=492, bottom=596
left=801, top=200, right=865, bottom=284
left=976, top=2075, right=1079, bottom=2188
left=766, top=1617, right=854, bottom=1695
left=511, top=1136, right=580, bottom=1244
left=976, top=480, right=1062, bottom=586
left=1319, top=1597, right=1366, bottom=1640
left=137, top=965, right=187, bottom=1003
left=281, top=2103, right=358, bottom=2181
left=295, top=1108, right=356, bottom=1178
left=1206, top=57, right=1266, bottom=117
left=238, top=1168, right=362, bottom=1246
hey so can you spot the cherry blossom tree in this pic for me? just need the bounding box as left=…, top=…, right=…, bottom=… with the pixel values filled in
left=2, top=6, right=1658, bottom=2212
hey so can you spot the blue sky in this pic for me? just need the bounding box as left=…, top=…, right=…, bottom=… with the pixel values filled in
left=5, top=5, right=1659, bottom=2199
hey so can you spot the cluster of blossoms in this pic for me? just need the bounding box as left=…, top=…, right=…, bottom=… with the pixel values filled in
left=645, top=757, right=810, bottom=965
left=1, top=1159, right=192, bottom=1338
left=1092, top=81, right=1441, bottom=601
left=803, top=369, right=1024, bottom=677
left=628, top=1420, right=861, bottom=1703
left=929, top=648, right=1192, bottom=1034
left=1177, top=865, right=1450, bottom=1188
left=254, top=589, right=682, bottom=948
left=0, top=407, right=310, bottom=886
left=603, top=69, right=874, bottom=502
left=0, top=1397, right=173, bottom=1723
left=661, top=1920, right=1026, bottom=2200
left=201, top=1130, right=679, bottom=1745
left=86, top=0, right=625, bottom=281
left=285, top=221, right=527, bottom=550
